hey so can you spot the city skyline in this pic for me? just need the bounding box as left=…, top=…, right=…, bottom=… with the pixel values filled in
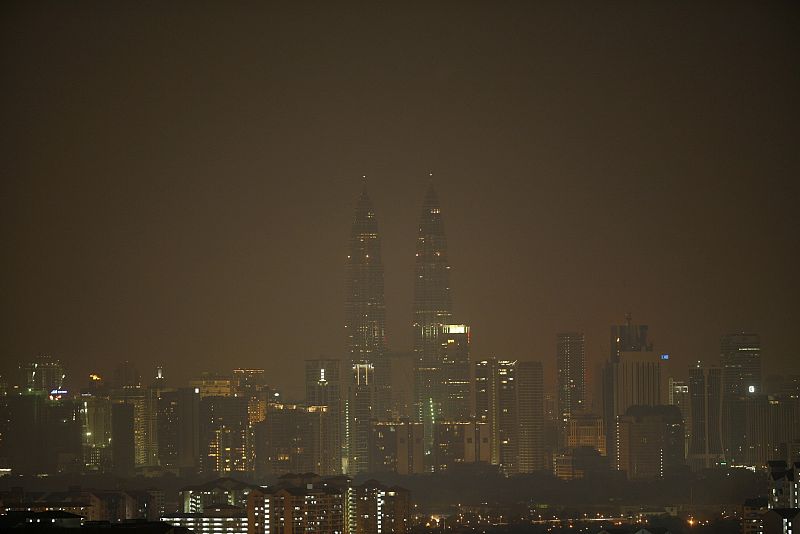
left=2, top=2, right=798, bottom=400
left=1, top=178, right=795, bottom=398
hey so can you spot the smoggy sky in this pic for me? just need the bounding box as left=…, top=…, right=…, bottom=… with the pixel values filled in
left=2, top=2, right=798, bottom=398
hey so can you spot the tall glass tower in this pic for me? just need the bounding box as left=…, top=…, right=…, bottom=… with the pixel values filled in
left=413, top=183, right=453, bottom=454
left=345, top=183, right=387, bottom=368
left=720, top=332, right=761, bottom=463
left=344, top=183, right=389, bottom=472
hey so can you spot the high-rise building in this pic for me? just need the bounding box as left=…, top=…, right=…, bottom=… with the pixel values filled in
left=741, top=395, right=800, bottom=468
left=602, top=316, right=660, bottom=461
left=668, top=378, right=690, bottom=457
left=177, top=387, right=201, bottom=474
left=720, top=332, right=762, bottom=463
left=345, top=183, right=390, bottom=416
left=345, top=362, right=375, bottom=475
left=20, top=355, right=65, bottom=394
left=254, top=402, right=337, bottom=476
left=566, top=413, right=606, bottom=455
left=474, top=359, right=499, bottom=465
left=199, top=396, right=249, bottom=476
left=615, top=405, right=685, bottom=479
left=157, top=389, right=180, bottom=473
left=439, top=324, right=472, bottom=422
left=3, top=393, right=81, bottom=475
left=370, top=419, right=425, bottom=475
left=162, top=504, right=248, bottom=534
left=474, top=358, right=544, bottom=475
left=610, top=314, right=653, bottom=361
left=112, top=361, right=141, bottom=389
left=306, top=358, right=343, bottom=474
left=111, top=402, right=135, bottom=476
left=768, top=460, right=800, bottom=508
left=112, top=385, right=159, bottom=468
left=190, top=373, right=233, bottom=398
left=247, top=475, right=348, bottom=534
left=79, top=394, right=113, bottom=472
left=413, top=183, right=453, bottom=454
left=432, top=421, right=490, bottom=471
left=556, top=333, right=586, bottom=431
left=353, top=481, right=411, bottom=534
left=688, top=363, right=724, bottom=470
left=387, top=351, right=415, bottom=418
left=517, top=361, right=545, bottom=473
left=742, top=497, right=769, bottom=534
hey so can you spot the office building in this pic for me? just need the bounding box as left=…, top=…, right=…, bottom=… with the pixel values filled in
left=156, top=389, right=180, bottom=473
left=78, top=394, right=113, bottom=472
left=254, top=402, right=337, bottom=476
left=413, top=183, right=454, bottom=454
left=111, top=402, right=135, bottom=476
left=112, top=385, right=159, bottom=468
left=176, top=387, right=202, bottom=474
left=610, top=314, right=653, bottom=361
left=345, top=362, right=375, bottom=475
left=742, top=396, right=800, bottom=468
left=432, top=421, right=490, bottom=471
left=199, top=396, right=249, bottom=476
left=566, top=413, right=606, bottom=455
left=20, top=355, right=65, bottom=394
left=669, top=378, right=690, bottom=456
left=306, top=358, right=343, bottom=474
left=370, top=419, right=425, bottom=475
left=721, top=332, right=762, bottom=463
left=190, top=373, right=234, bottom=398
left=615, top=405, right=685, bottom=480
left=602, top=317, right=661, bottom=461
left=474, top=358, right=544, bottom=475
left=517, top=361, right=545, bottom=473
left=439, top=324, right=472, bottom=422
left=345, top=184, right=390, bottom=417
left=553, top=446, right=607, bottom=480
left=113, top=361, right=141, bottom=389
left=688, top=363, right=725, bottom=470
left=556, top=332, right=585, bottom=437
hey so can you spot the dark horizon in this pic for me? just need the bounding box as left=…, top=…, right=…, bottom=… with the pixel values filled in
left=2, top=1, right=799, bottom=398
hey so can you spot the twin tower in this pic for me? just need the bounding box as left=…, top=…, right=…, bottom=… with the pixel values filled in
left=344, top=181, right=456, bottom=460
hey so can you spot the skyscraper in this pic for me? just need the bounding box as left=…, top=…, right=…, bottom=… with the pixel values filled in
left=720, top=332, right=762, bottom=463
left=20, top=354, right=65, bottom=393
left=345, top=182, right=389, bottom=413
left=474, top=358, right=544, bottom=475
left=305, top=358, right=343, bottom=474
left=602, top=316, right=660, bottom=461
left=517, top=361, right=545, bottom=473
left=439, top=324, right=472, bottom=422
left=615, top=405, right=685, bottom=479
left=688, top=363, right=724, bottom=470
left=668, top=377, right=691, bottom=457
left=556, top=332, right=585, bottom=441
left=413, top=183, right=453, bottom=454
left=345, top=362, right=375, bottom=475
left=610, top=313, right=653, bottom=362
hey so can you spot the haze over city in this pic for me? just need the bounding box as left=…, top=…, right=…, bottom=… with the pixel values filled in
left=3, top=2, right=798, bottom=396
left=1, top=3, right=799, bottom=534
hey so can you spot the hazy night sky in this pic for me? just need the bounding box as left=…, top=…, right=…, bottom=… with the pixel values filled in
left=2, top=2, right=798, bottom=398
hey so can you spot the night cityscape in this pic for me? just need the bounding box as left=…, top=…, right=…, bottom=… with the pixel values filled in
left=1, top=2, right=799, bottom=534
